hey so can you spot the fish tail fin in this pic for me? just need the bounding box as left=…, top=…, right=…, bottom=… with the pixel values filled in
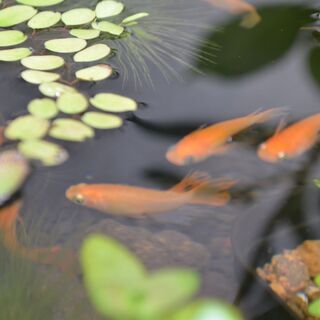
left=251, top=107, right=290, bottom=124
left=170, top=171, right=212, bottom=193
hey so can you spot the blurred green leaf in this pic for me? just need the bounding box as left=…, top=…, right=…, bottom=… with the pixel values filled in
left=309, top=298, right=320, bottom=317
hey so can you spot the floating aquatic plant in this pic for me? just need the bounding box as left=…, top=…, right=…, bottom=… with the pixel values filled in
left=90, top=93, right=137, bottom=112
left=57, top=92, right=88, bottom=114
left=27, top=98, right=58, bottom=119
left=16, top=0, right=64, bottom=6
left=44, top=38, right=87, bottom=53
left=21, top=55, right=65, bottom=70
left=0, top=5, right=37, bottom=27
left=21, top=69, right=60, bottom=84
left=0, top=47, right=31, bottom=61
left=39, top=81, right=76, bottom=97
left=27, top=11, right=61, bottom=29
left=73, top=44, right=111, bottom=62
left=75, top=64, right=113, bottom=81
left=95, top=0, right=124, bottom=19
left=82, top=112, right=123, bottom=129
left=61, top=8, right=96, bottom=26
left=0, top=30, right=27, bottom=47
left=69, top=28, right=101, bottom=40
left=92, top=20, right=124, bottom=35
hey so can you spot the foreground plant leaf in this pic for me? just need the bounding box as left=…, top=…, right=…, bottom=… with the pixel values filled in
left=21, top=55, right=64, bottom=70
left=16, top=0, right=64, bottom=6
left=0, top=5, right=37, bottom=27
left=27, top=11, right=61, bottom=29
left=0, top=48, right=32, bottom=61
left=45, top=38, right=87, bottom=53
left=75, top=64, right=112, bottom=81
left=122, top=12, right=149, bottom=24
left=27, top=98, right=58, bottom=119
left=21, top=70, right=60, bottom=84
left=95, top=0, right=124, bottom=19
left=18, top=139, right=68, bottom=166
left=57, top=92, right=88, bottom=114
left=81, top=112, right=123, bottom=129
left=308, top=298, right=320, bottom=317
left=0, top=30, right=27, bottom=47
left=69, top=29, right=100, bottom=40
left=73, top=44, right=111, bottom=62
left=92, top=21, right=124, bottom=36
left=39, top=81, right=76, bottom=97
left=61, top=8, right=95, bottom=26
left=90, top=93, right=137, bottom=112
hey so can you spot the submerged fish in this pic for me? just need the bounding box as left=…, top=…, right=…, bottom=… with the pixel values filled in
left=66, top=172, right=236, bottom=217
left=205, top=0, right=261, bottom=28
left=258, top=114, right=320, bottom=163
left=166, top=108, right=284, bottom=166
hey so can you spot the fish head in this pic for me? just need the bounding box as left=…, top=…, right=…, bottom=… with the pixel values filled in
left=258, top=142, right=287, bottom=163
left=166, top=145, right=196, bottom=166
left=66, top=184, right=92, bottom=206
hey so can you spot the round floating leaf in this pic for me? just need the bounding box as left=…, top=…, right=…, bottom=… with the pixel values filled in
left=82, top=112, right=123, bottom=129
left=50, top=118, right=94, bottom=141
left=76, top=64, right=112, bottom=81
left=28, top=11, right=61, bottom=29
left=18, top=139, right=68, bottom=166
left=45, top=38, right=87, bottom=53
left=16, top=0, right=64, bottom=7
left=0, top=5, right=37, bottom=27
left=90, top=93, right=137, bottom=112
left=21, top=69, right=60, bottom=84
left=27, top=98, right=58, bottom=119
left=57, top=92, right=88, bottom=114
left=21, top=55, right=64, bottom=70
left=95, top=0, right=124, bottom=19
left=0, top=150, right=29, bottom=205
left=92, top=21, right=124, bottom=36
left=0, top=30, right=27, bottom=47
left=69, top=28, right=100, bottom=40
left=61, top=8, right=95, bottom=26
left=5, top=115, right=49, bottom=141
left=39, top=81, right=76, bottom=97
left=73, top=44, right=111, bottom=62
left=122, top=12, right=149, bottom=24
left=0, top=47, right=32, bottom=61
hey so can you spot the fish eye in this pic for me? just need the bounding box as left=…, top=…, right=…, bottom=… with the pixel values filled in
left=73, top=194, right=85, bottom=204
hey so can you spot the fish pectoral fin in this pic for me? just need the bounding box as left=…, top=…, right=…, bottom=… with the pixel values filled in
left=210, top=143, right=233, bottom=155
left=273, top=117, right=288, bottom=137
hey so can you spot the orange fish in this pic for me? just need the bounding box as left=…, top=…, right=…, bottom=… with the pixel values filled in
left=258, top=114, right=320, bottom=163
left=166, top=108, right=284, bottom=166
left=66, top=172, right=236, bottom=217
left=205, top=0, right=261, bottom=28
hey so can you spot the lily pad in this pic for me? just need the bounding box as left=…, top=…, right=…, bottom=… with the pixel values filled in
left=122, top=12, right=149, bottom=24
left=49, top=118, right=94, bottom=141
left=39, top=81, right=76, bottom=97
left=73, top=44, right=111, bottom=62
left=5, top=115, right=49, bottom=140
left=61, top=8, right=95, bottom=26
left=27, top=98, right=58, bottom=119
left=16, top=0, right=64, bottom=7
left=57, top=92, right=88, bottom=114
left=28, top=11, right=61, bottom=29
left=0, top=5, right=37, bottom=27
left=0, top=30, right=27, bottom=47
left=18, top=139, right=68, bottom=166
left=95, top=0, right=124, bottom=19
left=90, top=93, right=137, bottom=112
left=21, top=69, right=60, bottom=84
left=45, top=38, right=87, bottom=53
left=0, top=47, right=32, bottom=61
left=82, top=112, right=123, bottom=129
left=92, top=21, right=124, bottom=36
left=69, top=28, right=100, bottom=40
left=76, top=64, right=112, bottom=81
left=21, top=55, right=64, bottom=70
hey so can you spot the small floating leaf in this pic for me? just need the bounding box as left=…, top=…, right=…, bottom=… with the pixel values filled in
left=73, top=44, right=111, bottom=62
left=0, top=47, right=31, bottom=61
left=57, top=92, right=88, bottom=114
left=95, top=0, right=124, bottom=19
left=45, top=38, right=87, bottom=53
left=90, top=93, right=137, bottom=112
left=18, top=139, right=68, bottom=166
left=28, top=11, right=61, bottom=29
left=27, top=98, right=58, bottom=119
left=21, top=69, right=60, bottom=84
left=39, top=81, right=76, bottom=97
left=5, top=115, right=49, bottom=140
left=122, top=12, right=149, bottom=24
left=21, top=55, right=64, bottom=70
left=62, top=8, right=95, bottom=26
left=16, top=0, right=64, bottom=7
left=82, top=112, right=123, bottom=129
left=69, top=28, right=100, bottom=40
left=76, top=64, right=112, bottom=81
left=0, top=30, right=27, bottom=47
left=0, top=5, right=37, bottom=27
left=49, top=118, right=94, bottom=141
left=92, top=21, right=124, bottom=36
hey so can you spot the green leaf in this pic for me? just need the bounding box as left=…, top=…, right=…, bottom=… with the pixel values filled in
left=57, top=92, right=88, bottom=114
left=95, top=0, right=124, bottom=19
left=92, top=20, right=124, bottom=36
left=315, top=274, right=320, bottom=287
left=0, top=5, right=37, bottom=27
left=16, top=0, right=64, bottom=7
left=314, top=179, right=320, bottom=188
left=69, top=28, right=100, bottom=40
left=21, top=55, right=64, bottom=70
left=81, top=112, right=123, bottom=129
left=45, top=38, right=87, bottom=53
left=0, top=47, right=31, bottom=61
left=21, top=69, right=60, bottom=84
left=309, top=298, right=320, bottom=317
left=122, top=12, right=149, bottom=24
left=39, top=81, right=76, bottom=97
left=75, top=64, right=112, bottom=81
left=61, top=8, right=95, bottom=26
left=73, top=44, right=111, bottom=62
left=27, top=11, right=61, bottom=29
left=27, top=98, right=58, bottom=119
left=0, top=30, right=27, bottom=47
left=90, top=93, right=137, bottom=112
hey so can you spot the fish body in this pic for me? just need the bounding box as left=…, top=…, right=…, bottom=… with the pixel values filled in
left=258, top=114, right=320, bottom=162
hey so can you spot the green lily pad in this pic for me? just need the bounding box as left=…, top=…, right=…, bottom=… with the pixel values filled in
left=122, top=12, right=149, bottom=24
left=95, top=0, right=124, bottom=19
left=28, top=11, right=61, bottom=29
left=73, top=44, right=111, bottom=62
left=75, top=64, right=112, bottom=81
left=92, top=21, right=124, bottom=36
left=0, top=150, right=29, bottom=205
left=5, top=115, right=49, bottom=141
left=49, top=118, right=94, bottom=141
left=18, top=139, right=68, bottom=166
left=21, top=55, right=64, bottom=70
left=57, top=92, right=88, bottom=114
left=39, top=81, right=76, bottom=97
left=69, top=28, right=100, bottom=40
left=61, top=8, right=95, bottom=26
left=0, top=30, right=27, bottom=47
left=0, top=5, right=37, bottom=27
left=45, top=38, right=87, bottom=53
left=82, top=112, right=123, bottom=129
left=0, top=47, right=32, bottom=61
left=21, top=69, right=60, bottom=84
left=27, top=98, right=58, bottom=119
left=16, top=0, right=64, bottom=7
left=90, top=93, right=137, bottom=112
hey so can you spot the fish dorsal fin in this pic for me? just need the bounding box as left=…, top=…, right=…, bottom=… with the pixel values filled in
left=273, top=117, right=287, bottom=137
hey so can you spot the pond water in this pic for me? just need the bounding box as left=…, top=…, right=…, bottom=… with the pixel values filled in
left=1, top=0, right=320, bottom=319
